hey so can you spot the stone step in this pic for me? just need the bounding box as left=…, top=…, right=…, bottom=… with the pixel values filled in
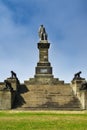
left=16, top=95, right=81, bottom=108
left=14, top=84, right=82, bottom=110
left=16, top=107, right=81, bottom=111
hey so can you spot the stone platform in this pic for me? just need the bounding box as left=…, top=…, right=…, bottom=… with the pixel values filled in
left=15, top=80, right=81, bottom=110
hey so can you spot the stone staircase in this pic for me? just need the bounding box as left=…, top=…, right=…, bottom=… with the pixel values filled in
left=14, top=83, right=81, bottom=110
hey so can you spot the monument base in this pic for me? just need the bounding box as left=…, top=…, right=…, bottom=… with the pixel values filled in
left=17, top=82, right=81, bottom=110
left=25, top=75, right=64, bottom=85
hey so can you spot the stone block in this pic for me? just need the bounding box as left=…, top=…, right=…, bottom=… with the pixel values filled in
left=0, top=90, right=12, bottom=109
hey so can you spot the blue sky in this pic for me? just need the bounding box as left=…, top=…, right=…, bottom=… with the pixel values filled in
left=0, top=0, right=87, bottom=83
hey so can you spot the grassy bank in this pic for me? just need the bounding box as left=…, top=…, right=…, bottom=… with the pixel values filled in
left=0, top=111, right=87, bottom=130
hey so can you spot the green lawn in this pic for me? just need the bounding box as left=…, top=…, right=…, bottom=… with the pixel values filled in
left=0, top=111, right=87, bottom=130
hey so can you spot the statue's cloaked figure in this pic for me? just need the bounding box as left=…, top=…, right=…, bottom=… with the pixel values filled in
left=38, top=25, right=48, bottom=41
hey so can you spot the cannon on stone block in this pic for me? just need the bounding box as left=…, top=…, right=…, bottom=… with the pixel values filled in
left=11, top=71, right=17, bottom=79
left=73, top=71, right=82, bottom=80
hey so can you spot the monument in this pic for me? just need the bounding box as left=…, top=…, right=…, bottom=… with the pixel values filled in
left=26, top=25, right=64, bottom=85
left=35, top=25, right=53, bottom=79
left=0, top=25, right=87, bottom=110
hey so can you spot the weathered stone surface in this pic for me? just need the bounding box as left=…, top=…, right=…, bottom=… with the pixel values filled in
left=15, top=83, right=81, bottom=110
left=0, top=90, right=15, bottom=110
left=71, top=78, right=87, bottom=109
left=35, top=39, right=53, bottom=80
left=0, top=77, right=20, bottom=109
left=6, top=78, right=20, bottom=91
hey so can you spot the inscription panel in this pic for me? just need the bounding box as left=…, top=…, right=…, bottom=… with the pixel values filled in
left=40, top=69, right=48, bottom=73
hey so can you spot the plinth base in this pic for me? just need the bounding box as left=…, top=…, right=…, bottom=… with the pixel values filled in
left=25, top=76, right=64, bottom=85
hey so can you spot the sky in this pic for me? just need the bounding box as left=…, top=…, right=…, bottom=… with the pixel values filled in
left=0, top=0, right=87, bottom=83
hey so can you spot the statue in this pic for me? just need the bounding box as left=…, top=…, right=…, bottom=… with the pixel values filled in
left=38, top=25, right=48, bottom=41
left=73, top=71, right=82, bottom=80
left=11, top=71, right=17, bottom=78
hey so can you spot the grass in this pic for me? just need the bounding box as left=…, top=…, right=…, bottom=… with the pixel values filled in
left=0, top=111, right=87, bottom=130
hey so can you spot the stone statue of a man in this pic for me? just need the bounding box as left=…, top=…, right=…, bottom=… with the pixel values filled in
left=38, top=25, right=48, bottom=41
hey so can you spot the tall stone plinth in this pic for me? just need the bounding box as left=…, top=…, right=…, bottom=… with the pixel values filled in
left=35, top=41, right=53, bottom=80
left=26, top=40, right=63, bottom=84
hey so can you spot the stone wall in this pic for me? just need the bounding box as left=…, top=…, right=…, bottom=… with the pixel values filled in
left=71, top=78, right=87, bottom=109
left=0, top=90, right=14, bottom=109
left=0, top=77, right=20, bottom=109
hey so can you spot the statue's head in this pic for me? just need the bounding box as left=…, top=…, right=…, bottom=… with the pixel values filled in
left=40, top=25, right=43, bottom=27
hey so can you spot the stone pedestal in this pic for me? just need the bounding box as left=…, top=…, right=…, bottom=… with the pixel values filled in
left=0, top=90, right=15, bottom=110
left=6, top=77, right=19, bottom=91
left=71, top=78, right=85, bottom=95
left=35, top=41, right=53, bottom=80
left=0, top=77, right=20, bottom=109
left=25, top=40, right=64, bottom=84
left=71, top=78, right=86, bottom=109
left=25, top=37, right=64, bottom=85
